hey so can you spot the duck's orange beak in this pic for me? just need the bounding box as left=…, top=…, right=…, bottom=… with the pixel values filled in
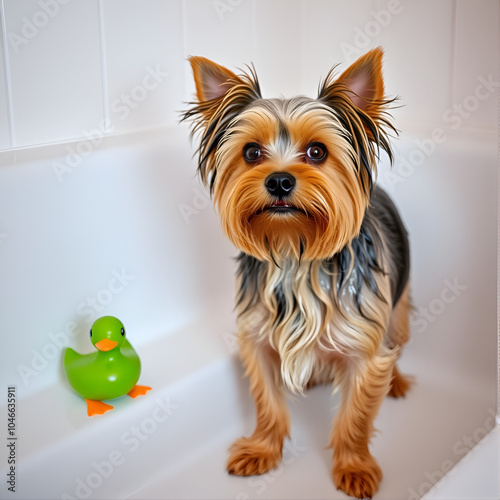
left=95, top=339, right=118, bottom=351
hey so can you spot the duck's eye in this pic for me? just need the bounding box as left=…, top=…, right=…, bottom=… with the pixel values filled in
left=306, top=142, right=327, bottom=162
left=120, top=328, right=125, bottom=336
left=243, top=143, right=262, bottom=163
left=89, top=328, right=92, bottom=338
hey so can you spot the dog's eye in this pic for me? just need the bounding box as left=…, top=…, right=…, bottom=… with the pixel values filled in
left=306, top=143, right=327, bottom=162
left=243, top=143, right=261, bottom=163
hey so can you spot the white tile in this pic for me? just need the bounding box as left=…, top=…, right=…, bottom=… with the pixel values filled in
left=0, top=15, right=12, bottom=150
left=423, top=425, right=500, bottom=499
left=101, top=0, right=184, bottom=130
left=253, top=0, right=304, bottom=98
left=255, top=0, right=453, bottom=126
left=453, top=0, right=499, bottom=131
left=183, top=0, right=255, bottom=103
left=3, top=0, right=104, bottom=147
left=299, top=0, right=376, bottom=97
left=375, top=0, right=454, bottom=126
left=184, top=0, right=254, bottom=64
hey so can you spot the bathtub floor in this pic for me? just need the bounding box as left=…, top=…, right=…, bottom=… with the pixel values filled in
left=125, top=371, right=497, bottom=500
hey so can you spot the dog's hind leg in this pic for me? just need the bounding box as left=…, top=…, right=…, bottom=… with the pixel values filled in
left=386, top=282, right=414, bottom=398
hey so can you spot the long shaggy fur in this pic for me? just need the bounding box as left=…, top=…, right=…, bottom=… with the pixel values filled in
left=182, top=47, right=413, bottom=499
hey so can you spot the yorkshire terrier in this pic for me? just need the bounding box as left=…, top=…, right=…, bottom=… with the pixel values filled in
left=182, top=47, right=412, bottom=499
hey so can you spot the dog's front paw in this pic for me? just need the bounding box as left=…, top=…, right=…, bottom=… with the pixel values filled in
left=227, top=437, right=282, bottom=476
left=332, top=454, right=382, bottom=499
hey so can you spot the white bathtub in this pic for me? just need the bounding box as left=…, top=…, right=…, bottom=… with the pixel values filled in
left=0, top=121, right=497, bottom=499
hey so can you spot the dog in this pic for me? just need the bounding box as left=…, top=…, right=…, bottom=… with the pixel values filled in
left=182, top=47, right=412, bottom=499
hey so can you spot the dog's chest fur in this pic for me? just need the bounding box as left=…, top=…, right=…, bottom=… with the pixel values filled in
left=236, top=243, right=385, bottom=392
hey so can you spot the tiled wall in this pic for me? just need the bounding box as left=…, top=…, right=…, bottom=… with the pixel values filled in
left=0, top=0, right=498, bottom=151
left=0, top=0, right=497, bottom=401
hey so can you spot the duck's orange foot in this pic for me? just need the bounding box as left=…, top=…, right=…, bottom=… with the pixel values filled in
left=127, top=385, right=152, bottom=398
left=85, top=399, right=113, bottom=417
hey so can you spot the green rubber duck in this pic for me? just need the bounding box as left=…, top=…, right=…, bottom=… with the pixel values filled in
left=64, top=316, right=151, bottom=416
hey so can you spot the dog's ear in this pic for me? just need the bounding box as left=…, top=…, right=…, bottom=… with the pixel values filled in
left=183, top=58, right=261, bottom=192
left=189, top=56, right=243, bottom=102
left=318, top=47, right=391, bottom=124
left=335, top=47, right=385, bottom=114
left=318, top=47, right=396, bottom=192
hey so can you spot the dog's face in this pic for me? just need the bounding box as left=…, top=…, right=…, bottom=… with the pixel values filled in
left=184, top=49, right=395, bottom=262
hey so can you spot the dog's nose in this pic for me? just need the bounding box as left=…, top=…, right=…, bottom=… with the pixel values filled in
left=265, top=173, right=296, bottom=198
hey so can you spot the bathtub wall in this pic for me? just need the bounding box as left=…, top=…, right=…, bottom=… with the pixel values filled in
left=0, top=0, right=497, bottom=151
left=0, top=0, right=498, bottom=404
